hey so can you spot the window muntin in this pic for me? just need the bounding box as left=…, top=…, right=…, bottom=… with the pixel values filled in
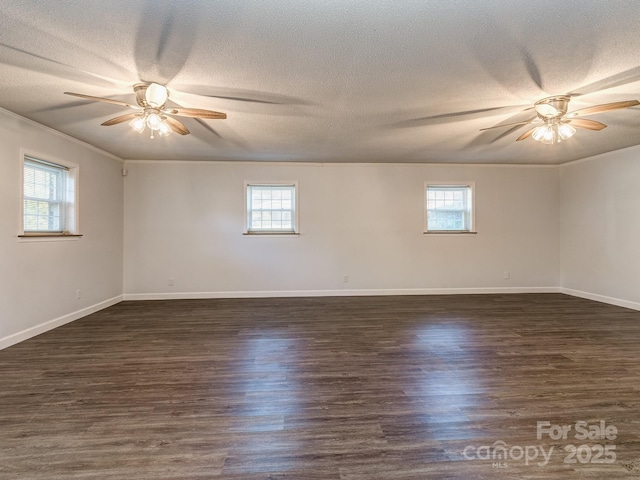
left=246, top=184, right=297, bottom=233
left=23, top=156, right=76, bottom=234
left=426, top=184, right=473, bottom=232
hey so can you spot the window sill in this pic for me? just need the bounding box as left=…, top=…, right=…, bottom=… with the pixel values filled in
left=18, top=233, right=83, bottom=242
left=423, top=231, right=477, bottom=235
left=243, top=232, right=300, bottom=237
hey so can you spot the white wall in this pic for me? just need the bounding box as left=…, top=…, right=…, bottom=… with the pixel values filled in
left=124, top=161, right=559, bottom=298
left=0, top=110, right=124, bottom=348
left=560, top=146, right=640, bottom=310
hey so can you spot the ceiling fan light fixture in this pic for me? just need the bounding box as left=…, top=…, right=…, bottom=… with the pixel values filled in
left=557, top=122, right=576, bottom=141
left=129, top=116, right=146, bottom=133
left=66, top=82, right=226, bottom=140
left=531, top=121, right=576, bottom=145
left=535, top=104, right=559, bottom=117
left=158, top=121, right=171, bottom=137
left=481, top=94, right=636, bottom=143
left=532, top=124, right=557, bottom=144
left=534, top=95, right=570, bottom=119
left=532, top=124, right=549, bottom=142
left=146, top=112, right=163, bottom=130
left=145, top=83, right=169, bottom=108
left=129, top=111, right=171, bottom=138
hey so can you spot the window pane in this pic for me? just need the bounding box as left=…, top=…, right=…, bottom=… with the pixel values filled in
left=426, top=185, right=472, bottom=232
left=23, top=157, right=71, bottom=233
left=247, top=185, right=296, bottom=232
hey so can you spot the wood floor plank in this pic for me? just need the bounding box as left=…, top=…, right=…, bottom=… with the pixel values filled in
left=1, top=293, right=639, bottom=478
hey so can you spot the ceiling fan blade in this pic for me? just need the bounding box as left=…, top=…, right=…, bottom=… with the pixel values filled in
left=569, top=100, right=639, bottom=118
left=568, top=118, right=607, bottom=131
left=164, top=107, right=227, bottom=119
left=64, top=92, right=139, bottom=109
left=479, top=118, right=537, bottom=131
left=101, top=113, right=139, bottom=126
left=516, top=127, right=536, bottom=141
left=164, top=116, right=190, bottom=135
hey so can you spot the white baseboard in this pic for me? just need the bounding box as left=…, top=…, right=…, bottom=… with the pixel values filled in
left=560, top=288, right=640, bottom=311
left=0, top=295, right=124, bottom=351
left=123, top=286, right=560, bottom=301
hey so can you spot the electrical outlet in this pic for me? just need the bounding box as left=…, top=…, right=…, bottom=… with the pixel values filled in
left=76, top=289, right=81, bottom=299
left=503, top=271, right=510, bottom=280
left=168, top=278, right=175, bottom=286
left=343, top=274, right=349, bottom=283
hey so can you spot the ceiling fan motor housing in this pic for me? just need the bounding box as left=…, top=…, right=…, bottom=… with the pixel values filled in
left=535, top=95, right=571, bottom=119
left=134, top=83, right=150, bottom=107
left=133, top=83, right=169, bottom=108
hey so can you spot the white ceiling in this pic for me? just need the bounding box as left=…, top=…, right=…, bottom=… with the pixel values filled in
left=2, top=0, right=640, bottom=164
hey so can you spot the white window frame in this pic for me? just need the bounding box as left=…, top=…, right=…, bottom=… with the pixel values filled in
left=424, top=182, right=476, bottom=234
left=20, top=151, right=80, bottom=238
left=243, top=181, right=299, bottom=235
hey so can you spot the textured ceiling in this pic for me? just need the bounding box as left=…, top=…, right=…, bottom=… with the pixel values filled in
left=1, top=0, right=640, bottom=164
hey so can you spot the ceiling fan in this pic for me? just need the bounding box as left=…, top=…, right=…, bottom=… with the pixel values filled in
left=480, top=95, right=639, bottom=144
left=64, top=83, right=227, bottom=138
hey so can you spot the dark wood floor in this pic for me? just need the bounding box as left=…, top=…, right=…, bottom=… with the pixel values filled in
left=1, top=294, right=639, bottom=479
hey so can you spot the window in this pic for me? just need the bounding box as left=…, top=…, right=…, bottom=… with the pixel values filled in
left=22, top=155, right=77, bottom=235
left=245, top=183, right=297, bottom=234
left=425, top=183, right=474, bottom=233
